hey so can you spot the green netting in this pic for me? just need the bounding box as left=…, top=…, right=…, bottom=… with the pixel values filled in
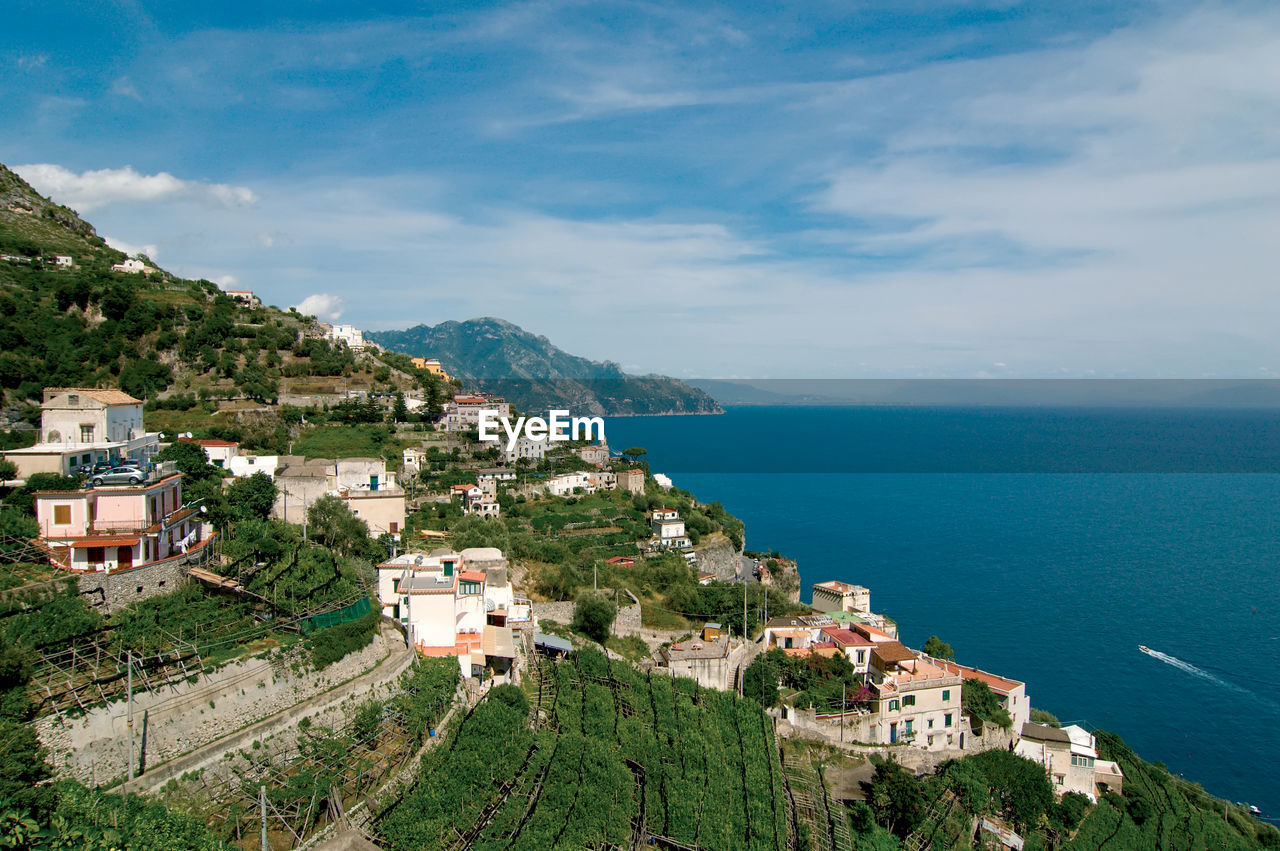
left=299, top=596, right=372, bottom=634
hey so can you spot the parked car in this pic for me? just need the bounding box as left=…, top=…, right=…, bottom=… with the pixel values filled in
left=91, top=460, right=119, bottom=474
left=91, top=467, right=148, bottom=486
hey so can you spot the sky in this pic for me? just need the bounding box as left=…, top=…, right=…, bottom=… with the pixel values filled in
left=3, top=0, right=1279, bottom=378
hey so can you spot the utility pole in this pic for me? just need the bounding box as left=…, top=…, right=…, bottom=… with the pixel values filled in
left=841, top=682, right=846, bottom=743
left=126, top=652, right=135, bottom=781
left=260, top=785, right=269, bottom=851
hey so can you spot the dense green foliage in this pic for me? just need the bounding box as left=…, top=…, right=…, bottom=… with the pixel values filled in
left=571, top=591, right=618, bottom=643
left=381, top=646, right=788, bottom=850
left=961, top=677, right=1013, bottom=729
left=1065, top=732, right=1279, bottom=850
left=744, top=647, right=866, bottom=711
left=306, top=605, right=381, bottom=669
left=922, top=635, right=955, bottom=660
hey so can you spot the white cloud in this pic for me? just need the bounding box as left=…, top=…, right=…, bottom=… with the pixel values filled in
left=13, top=164, right=258, bottom=212
left=15, top=53, right=48, bottom=71
left=214, top=274, right=239, bottom=289
left=110, top=76, right=142, bottom=100
left=294, top=293, right=344, bottom=321
left=103, top=236, right=159, bottom=259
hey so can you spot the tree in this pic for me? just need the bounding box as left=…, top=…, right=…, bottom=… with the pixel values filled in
left=155, top=441, right=219, bottom=483
left=967, top=750, right=1054, bottom=831
left=392, top=392, right=408, bottom=423
left=1029, top=707, right=1061, bottom=727
left=307, top=495, right=370, bottom=556
left=962, top=678, right=1013, bottom=728
left=866, top=758, right=925, bottom=837
left=0, top=459, right=16, bottom=481
left=571, top=592, right=617, bottom=643
left=621, top=446, right=647, bottom=463
left=923, top=635, right=954, bottom=660
left=226, top=472, right=277, bottom=521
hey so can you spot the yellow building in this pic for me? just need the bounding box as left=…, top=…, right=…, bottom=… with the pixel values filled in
left=409, top=357, right=449, bottom=379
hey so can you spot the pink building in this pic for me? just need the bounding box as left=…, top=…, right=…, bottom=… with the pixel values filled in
left=34, top=473, right=212, bottom=573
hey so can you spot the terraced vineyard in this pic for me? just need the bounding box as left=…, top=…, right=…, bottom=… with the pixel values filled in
left=378, top=646, right=790, bottom=850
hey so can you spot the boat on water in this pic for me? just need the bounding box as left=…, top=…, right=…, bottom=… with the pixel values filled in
left=1138, top=644, right=1151, bottom=654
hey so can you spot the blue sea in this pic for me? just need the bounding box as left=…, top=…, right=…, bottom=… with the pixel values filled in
left=605, top=406, right=1280, bottom=815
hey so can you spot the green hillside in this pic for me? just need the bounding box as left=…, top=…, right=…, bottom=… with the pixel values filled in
left=380, top=645, right=788, bottom=851
left=0, top=162, right=448, bottom=443
left=368, top=317, right=723, bottom=416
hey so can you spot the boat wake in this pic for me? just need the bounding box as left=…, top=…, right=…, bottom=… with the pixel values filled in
left=1140, top=646, right=1279, bottom=711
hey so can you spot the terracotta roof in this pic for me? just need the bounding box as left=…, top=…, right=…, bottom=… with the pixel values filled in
left=458, top=570, right=485, bottom=583
left=784, top=645, right=842, bottom=658
left=871, top=642, right=917, bottom=665
left=181, top=438, right=238, bottom=447
left=69, top=535, right=139, bottom=548
left=821, top=626, right=874, bottom=647
left=933, top=660, right=1024, bottom=694
left=57, top=388, right=142, bottom=405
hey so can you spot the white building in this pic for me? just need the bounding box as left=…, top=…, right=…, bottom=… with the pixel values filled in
left=324, top=324, right=367, bottom=350
left=932, top=660, right=1031, bottom=734
left=111, top=257, right=155, bottom=274
left=403, top=446, right=429, bottom=477
left=225, top=289, right=260, bottom=307
left=228, top=454, right=280, bottom=479
left=180, top=438, right=239, bottom=468
left=2, top=388, right=160, bottom=479
left=54, top=255, right=73, bottom=268
left=502, top=435, right=546, bottom=464
left=867, top=642, right=965, bottom=751
left=650, top=507, right=691, bottom=549
left=1016, top=723, right=1120, bottom=801
left=547, top=471, right=597, bottom=496
left=441, top=394, right=510, bottom=433
left=375, top=549, right=528, bottom=679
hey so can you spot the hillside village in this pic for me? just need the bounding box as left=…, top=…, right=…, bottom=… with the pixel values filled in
left=2, top=163, right=1276, bottom=850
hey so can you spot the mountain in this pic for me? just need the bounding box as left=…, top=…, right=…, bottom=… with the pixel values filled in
left=367, top=318, right=722, bottom=416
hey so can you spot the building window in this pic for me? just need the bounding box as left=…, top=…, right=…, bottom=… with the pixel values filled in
left=942, top=689, right=950, bottom=701
left=904, top=720, right=913, bottom=734
left=68, top=394, right=79, bottom=406
left=928, top=719, right=934, bottom=729
left=856, top=650, right=866, bottom=664
left=1071, top=755, right=1094, bottom=768
left=903, top=695, right=916, bottom=706
left=80, top=424, right=94, bottom=443
left=888, top=699, right=899, bottom=712
left=1056, top=775, right=1065, bottom=785
left=53, top=505, right=72, bottom=525
left=392, top=578, right=400, bottom=593
left=389, top=522, right=399, bottom=533
left=945, top=713, right=953, bottom=727
left=87, top=547, right=105, bottom=566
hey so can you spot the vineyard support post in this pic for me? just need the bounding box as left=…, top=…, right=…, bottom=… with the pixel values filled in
left=126, top=651, right=134, bottom=781
left=260, top=785, right=268, bottom=851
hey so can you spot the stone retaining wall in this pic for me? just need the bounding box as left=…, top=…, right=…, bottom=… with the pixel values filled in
left=40, top=626, right=399, bottom=787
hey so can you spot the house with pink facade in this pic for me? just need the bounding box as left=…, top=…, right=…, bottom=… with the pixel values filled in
left=34, top=472, right=213, bottom=573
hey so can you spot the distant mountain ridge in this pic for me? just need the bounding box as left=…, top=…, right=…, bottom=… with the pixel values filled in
left=367, top=318, right=722, bottom=416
